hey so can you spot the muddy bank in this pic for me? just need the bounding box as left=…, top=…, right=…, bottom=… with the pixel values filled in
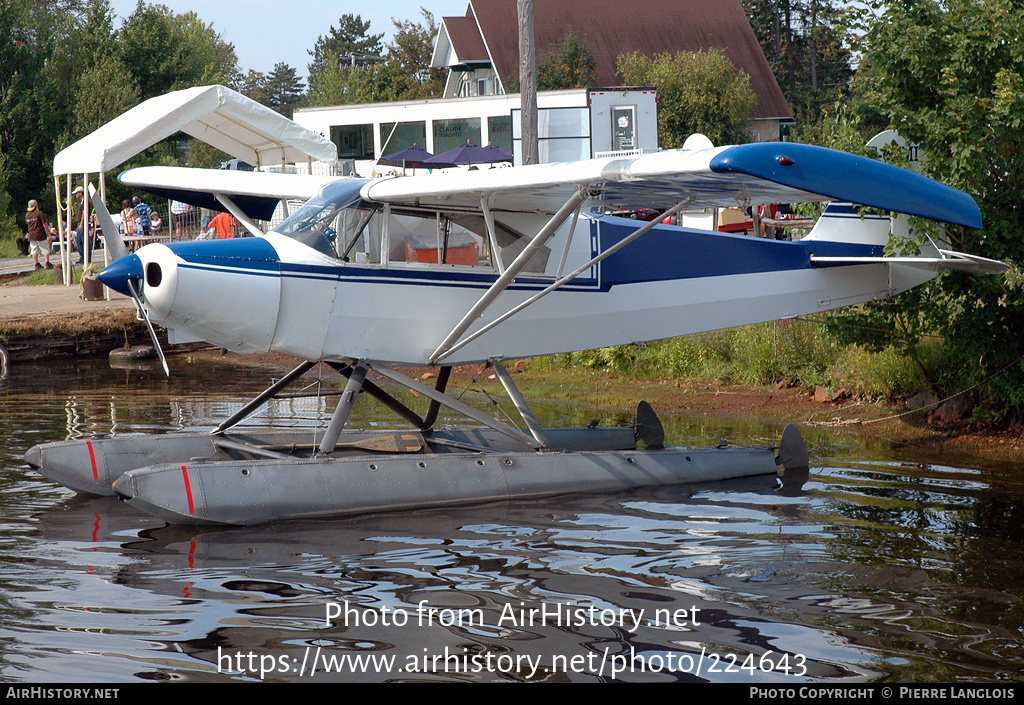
left=1, top=278, right=1019, bottom=465
left=0, top=308, right=154, bottom=366
left=166, top=348, right=1024, bottom=465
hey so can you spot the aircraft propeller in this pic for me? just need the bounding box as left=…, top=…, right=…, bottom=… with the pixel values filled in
left=99, top=252, right=170, bottom=376
left=126, top=277, right=170, bottom=376
left=88, top=187, right=171, bottom=376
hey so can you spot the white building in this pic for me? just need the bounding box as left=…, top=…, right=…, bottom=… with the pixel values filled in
left=291, top=87, right=658, bottom=176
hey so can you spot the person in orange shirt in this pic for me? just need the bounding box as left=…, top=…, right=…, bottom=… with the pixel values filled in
left=209, top=211, right=239, bottom=239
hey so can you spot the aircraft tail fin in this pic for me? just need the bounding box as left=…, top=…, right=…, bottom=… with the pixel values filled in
left=801, top=202, right=896, bottom=246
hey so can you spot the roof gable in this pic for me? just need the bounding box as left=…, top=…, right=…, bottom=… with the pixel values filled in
left=447, top=0, right=791, bottom=121
left=445, top=15, right=490, bottom=65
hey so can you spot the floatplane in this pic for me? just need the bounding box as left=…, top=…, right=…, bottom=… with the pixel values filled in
left=24, top=135, right=1007, bottom=525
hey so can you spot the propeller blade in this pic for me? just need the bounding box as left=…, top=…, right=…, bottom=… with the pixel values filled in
left=87, top=184, right=129, bottom=261
left=126, top=278, right=169, bottom=376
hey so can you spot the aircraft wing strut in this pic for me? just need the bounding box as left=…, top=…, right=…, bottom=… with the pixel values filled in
left=429, top=187, right=593, bottom=364
left=432, top=195, right=698, bottom=364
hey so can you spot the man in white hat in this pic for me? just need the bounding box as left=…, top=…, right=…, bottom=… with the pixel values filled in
left=71, top=185, right=88, bottom=264
left=25, top=199, right=55, bottom=269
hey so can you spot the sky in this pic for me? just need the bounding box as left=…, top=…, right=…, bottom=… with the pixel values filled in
left=107, top=0, right=471, bottom=81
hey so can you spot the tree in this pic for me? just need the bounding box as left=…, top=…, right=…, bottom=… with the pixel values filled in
left=743, top=0, right=857, bottom=122
left=617, top=50, right=757, bottom=147
left=860, top=0, right=1024, bottom=420
left=307, top=52, right=406, bottom=107
left=73, top=51, right=140, bottom=137
left=387, top=8, right=445, bottom=99
left=307, top=14, right=384, bottom=86
left=307, top=8, right=447, bottom=108
left=265, top=63, right=305, bottom=117
left=537, top=31, right=596, bottom=90
left=237, top=69, right=271, bottom=106
left=0, top=0, right=90, bottom=214
left=0, top=0, right=243, bottom=235
left=117, top=1, right=238, bottom=100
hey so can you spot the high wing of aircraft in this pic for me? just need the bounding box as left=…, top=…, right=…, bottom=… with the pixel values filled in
left=26, top=140, right=1009, bottom=525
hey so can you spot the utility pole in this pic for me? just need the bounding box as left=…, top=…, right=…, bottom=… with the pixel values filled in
left=518, top=0, right=538, bottom=165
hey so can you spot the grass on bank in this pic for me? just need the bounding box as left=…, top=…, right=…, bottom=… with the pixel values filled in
left=19, top=264, right=85, bottom=285
left=528, top=319, right=933, bottom=404
left=0, top=234, right=22, bottom=258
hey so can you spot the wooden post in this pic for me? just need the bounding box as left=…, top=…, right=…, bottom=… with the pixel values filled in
left=518, top=0, right=538, bottom=166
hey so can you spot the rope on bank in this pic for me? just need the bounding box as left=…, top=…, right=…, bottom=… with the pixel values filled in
left=855, top=354, right=1024, bottom=426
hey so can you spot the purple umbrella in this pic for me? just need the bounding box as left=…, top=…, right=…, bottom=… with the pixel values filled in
left=378, top=145, right=434, bottom=168
left=423, top=141, right=513, bottom=168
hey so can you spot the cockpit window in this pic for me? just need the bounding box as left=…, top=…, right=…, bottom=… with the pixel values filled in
left=274, top=178, right=569, bottom=274
left=273, top=179, right=374, bottom=259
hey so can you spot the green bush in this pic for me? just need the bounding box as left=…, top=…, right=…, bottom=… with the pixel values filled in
left=534, top=319, right=942, bottom=403
left=830, top=344, right=928, bottom=401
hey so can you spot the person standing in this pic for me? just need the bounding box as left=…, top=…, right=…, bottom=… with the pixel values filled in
left=25, top=199, right=54, bottom=269
left=71, top=186, right=86, bottom=264
left=209, top=210, right=239, bottom=239
left=132, top=197, right=151, bottom=237
left=170, top=200, right=192, bottom=238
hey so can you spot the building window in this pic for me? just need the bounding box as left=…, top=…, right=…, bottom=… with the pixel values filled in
left=330, top=124, right=374, bottom=160
left=487, top=115, right=512, bottom=151
left=512, top=107, right=592, bottom=162
left=379, top=121, right=427, bottom=156
left=433, top=117, right=482, bottom=153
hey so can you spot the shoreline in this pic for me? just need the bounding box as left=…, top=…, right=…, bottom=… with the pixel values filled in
left=2, top=272, right=1021, bottom=465
left=172, top=347, right=1024, bottom=466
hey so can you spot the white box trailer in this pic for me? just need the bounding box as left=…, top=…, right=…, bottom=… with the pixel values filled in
left=291, top=87, right=659, bottom=176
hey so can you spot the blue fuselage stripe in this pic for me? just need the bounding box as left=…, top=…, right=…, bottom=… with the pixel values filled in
left=164, top=223, right=883, bottom=291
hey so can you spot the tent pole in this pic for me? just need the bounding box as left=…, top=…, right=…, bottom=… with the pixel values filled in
left=52, top=174, right=66, bottom=278
left=64, top=177, right=73, bottom=284
left=101, top=172, right=110, bottom=299
left=83, top=172, right=91, bottom=269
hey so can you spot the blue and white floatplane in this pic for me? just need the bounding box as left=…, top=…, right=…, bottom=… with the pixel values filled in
left=25, top=138, right=1007, bottom=525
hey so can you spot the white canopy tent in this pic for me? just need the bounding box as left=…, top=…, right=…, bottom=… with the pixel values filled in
left=50, top=84, right=338, bottom=282
left=53, top=84, right=337, bottom=175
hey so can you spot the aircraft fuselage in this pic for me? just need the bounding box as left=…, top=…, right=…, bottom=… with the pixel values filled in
left=99, top=208, right=933, bottom=366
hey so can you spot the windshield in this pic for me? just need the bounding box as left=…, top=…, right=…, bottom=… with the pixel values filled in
left=273, top=179, right=372, bottom=259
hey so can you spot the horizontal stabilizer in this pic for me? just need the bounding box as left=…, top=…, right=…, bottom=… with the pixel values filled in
left=810, top=250, right=1009, bottom=275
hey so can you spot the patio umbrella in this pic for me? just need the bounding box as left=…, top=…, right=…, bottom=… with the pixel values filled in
left=423, top=141, right=513, bottom=168
left=378, top=144, right=434, bottom=168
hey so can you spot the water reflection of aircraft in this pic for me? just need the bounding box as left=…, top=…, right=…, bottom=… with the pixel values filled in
left=25, top=138, right=1006, bottom=525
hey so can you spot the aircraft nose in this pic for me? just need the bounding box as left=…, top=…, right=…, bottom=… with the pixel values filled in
left=98, top=253, right=143, bottom=296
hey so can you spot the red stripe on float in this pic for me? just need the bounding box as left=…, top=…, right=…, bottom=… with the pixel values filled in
left=86, top=441, right=98, bottom=482
left=180, top=465, right=195, bottom=515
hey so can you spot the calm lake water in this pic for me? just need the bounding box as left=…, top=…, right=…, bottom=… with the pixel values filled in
left=1, top=357, right=1022, bottom=683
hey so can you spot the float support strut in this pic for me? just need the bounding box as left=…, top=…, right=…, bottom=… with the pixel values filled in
left=318, top=362, right=367, bottom=455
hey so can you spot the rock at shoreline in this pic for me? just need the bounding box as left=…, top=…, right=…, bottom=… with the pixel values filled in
left=110, top=345, right=158, bottom=361
left=928, top=395, right=976, bottom=424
